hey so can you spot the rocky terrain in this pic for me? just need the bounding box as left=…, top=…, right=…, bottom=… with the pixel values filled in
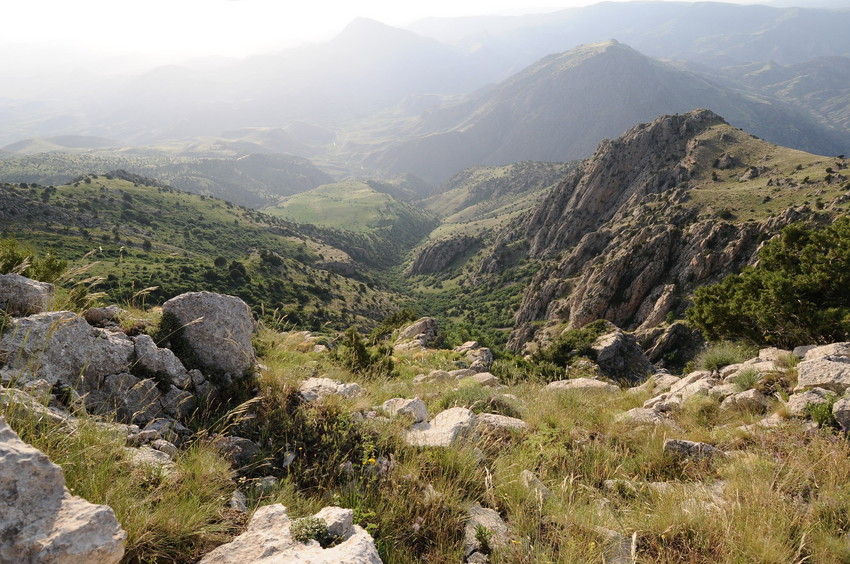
left=5, top=269, right=850, bottom=562
left=468, top=109, right=849, bottom=355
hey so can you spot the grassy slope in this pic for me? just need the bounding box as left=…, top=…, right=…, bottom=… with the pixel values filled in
left=0, top=176, right=400, bottom=331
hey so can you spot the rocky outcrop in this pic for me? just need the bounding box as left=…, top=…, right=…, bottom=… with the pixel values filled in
left=0, top=417, right=126, bottom=563
left=199, top=504, right=382, bottom=564
left=0, top=273, right=54, bottom=316
left=0, top=311, right=134, bottom=387
left=591, top=327, right=654, bottom=383
left=408, top=236, right=477, bottom=275
left=394, top=317, right=439, bottom=350
left=161, top=292, right=255, bottom=379
left=545, top=378, right=619, bottom=393
left=381, top=397, right=429, bottom=423
left=475, top=110, right=823, bottom=351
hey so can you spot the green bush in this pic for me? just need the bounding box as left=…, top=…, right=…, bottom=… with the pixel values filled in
left=0, top=237, right=67, bottom=282
left=807, top=393, right=840, bottom=430
left=694, top=341, right=755, bottom=372
left=532, top=320, right=610, bottom=367
left=687, top=219, right=850, bottom=347
left=290, top=516, right=333, bottom=546
left=732, top=368, right=760, bottom=392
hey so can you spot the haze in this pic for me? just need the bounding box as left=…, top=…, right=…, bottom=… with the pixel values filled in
left=4, top=0, right=795, bottom=73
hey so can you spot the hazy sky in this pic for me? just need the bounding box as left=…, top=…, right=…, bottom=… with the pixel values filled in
left=5, top=0, right=780, bottom=65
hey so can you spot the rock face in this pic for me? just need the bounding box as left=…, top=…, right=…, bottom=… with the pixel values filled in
left=381, top=397, right=429, bottom=423
left=198, top=504, right=381, bottom=564
left=161, top=292, right=255, bottom=379
left=0, top=311, right=134, bottom=387
left=794, top=357, right=850, bottom=393
left=476, top=110, right=821, bottom=351
left=0, top=273, right=54, bottom=316
left=0, top=417, right=126, bottom=563
left=408, top=236, right=477, bottom=275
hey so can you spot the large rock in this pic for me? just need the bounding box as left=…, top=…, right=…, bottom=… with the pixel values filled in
left=0, top=273, right=53, bottom=316
left=133, top=334, right=191, bottom=389
left=0, top=311, right=134, bottom=388
left=161, top=292, right=255, bottom=379
left=719, top=389, right=772, bottom=413
left=463, top=503, right=510, bottom=557
left=832, top=398, right=850, bottom=432
left=406, top=407, right=477, bottom=447
left=0, top=417, right=126, bottom=563
left=476, top=413, right=529, bottom=438
left=794, top=358, right=850, bottom=393
left=663, top=439, right=724, bottom=462
left=592, top=328, right=654, bottom=383
left=803, top=343, right=850, bottom=362
left=785, top=387, right=832, bottom=418
left=199, top=504, right=381, bottom=564
left=545, top=378, right=619, bottom=393
left=381, top=398, right=428, bottom=423
left=394, top=317, right=439, bottom=350
left=299, top=377, right=364, bottom=402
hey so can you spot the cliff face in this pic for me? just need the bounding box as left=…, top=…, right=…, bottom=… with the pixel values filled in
left=479, top=109, right=840, bottom=352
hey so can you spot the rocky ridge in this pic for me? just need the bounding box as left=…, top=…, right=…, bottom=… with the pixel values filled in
left=475, top=109, right=846, bottom=353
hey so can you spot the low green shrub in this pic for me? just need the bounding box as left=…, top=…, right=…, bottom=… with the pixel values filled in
left=694, top=341, right=755, bottom=371
left=290, top=516, right=333, bottom=546
left=732, top=367, right=760, bottom=392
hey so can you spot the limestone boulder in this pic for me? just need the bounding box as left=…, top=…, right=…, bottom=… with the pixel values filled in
left=133, top=334, right=191, bottom=389
left=592, top=328, right=654, bottom=384
left=161, top=292, right=255, bottom=379
left=0, top=417, right=126, bottom=563
left=719, top=389, right=772, bottom=413
left=785, top=387, right=832, bottom=418
left=394, top=317, right=439, bottom=349
left=794, top=358, right=850, bottom=393
left=406, top=407, right=477, bottom=447
left=476, top=413, right=528, bottom=438
left=381, top=397, right=428, bottom=423
left=545, top=378, right=619, bottom=393
left=299, top=377, right=364, bottom=402
left=663, top=439, right=724, bottom=462
left=803, top=343, right=850, bottom=362
left=199, top=504, right=381, bottom=564
left=0, top=273, right=53, bottom=316
left=463, top=503, right=510, bottom=557
left=832, top=398, right=850, bottom=432
left=0, top=311, right=133, bottom=388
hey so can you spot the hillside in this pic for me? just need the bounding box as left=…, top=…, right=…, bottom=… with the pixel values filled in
left=474, top=109, right=849, bottom=352
left=0, top=173, right=402, bottom=330
left=365, top=41, right=847, bottom=184
left=0, top=151, right=334, bottom=208
left=264, top=179, right=439, bottom=249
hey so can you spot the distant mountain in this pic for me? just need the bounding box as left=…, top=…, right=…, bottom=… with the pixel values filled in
left=365, top=41, right=848, bottom=184
left=718, top=56, right=850, bottom=133
left=410, top=2, right=850, bottom=69
left=0, top=151, right=334, bottom=208
left=2, top=135, right=118, bottom=154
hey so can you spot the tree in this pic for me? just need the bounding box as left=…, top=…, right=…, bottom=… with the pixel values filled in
left=686, top=218, right=850, bottom=347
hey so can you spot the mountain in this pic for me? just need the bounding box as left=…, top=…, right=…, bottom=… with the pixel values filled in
left=410, top=2, right=850, bottom=69
left=472, top=109, right=849, bottom=352
left=718, top=56, right=850, bottom=133
left=365, top=41, right=848, bottom=184
left=2, top=135, right=118, bottom=154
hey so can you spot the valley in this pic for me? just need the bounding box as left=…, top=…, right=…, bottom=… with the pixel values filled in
left=2, top=1, right=850, bottom=563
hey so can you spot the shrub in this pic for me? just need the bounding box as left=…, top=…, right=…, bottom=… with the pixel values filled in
left=290, top=516, right=333, bottom=547
left=687, top=219, right=850, bottom=347
left=694, top=341, right=755, bottom=371
left=732, top=367, right=760, bottom=392
left=807, top=393, right=840, bottom=430
left=533, top=320, right=610, bottom=367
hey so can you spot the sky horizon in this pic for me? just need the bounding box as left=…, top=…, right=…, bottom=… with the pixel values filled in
left=3, top=0, right=849, bottom=76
